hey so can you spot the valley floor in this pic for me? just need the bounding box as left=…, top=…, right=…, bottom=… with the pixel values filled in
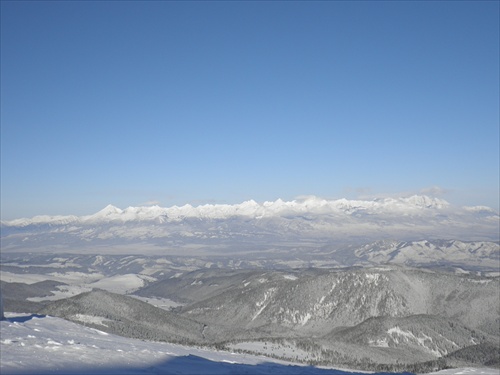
left=1, top=313, right=498, bottom=375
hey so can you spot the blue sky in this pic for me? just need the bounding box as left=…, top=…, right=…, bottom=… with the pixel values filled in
left=1, top=1, right=499, bottom=219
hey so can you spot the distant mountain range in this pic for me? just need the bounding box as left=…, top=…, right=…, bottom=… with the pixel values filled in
left=1, top=196, right=498, bottom=258
left=3, top=195, right=497, bottom=226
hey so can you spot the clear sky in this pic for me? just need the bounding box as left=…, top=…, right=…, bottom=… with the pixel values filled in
left=1, top=1, right=499, bottom=219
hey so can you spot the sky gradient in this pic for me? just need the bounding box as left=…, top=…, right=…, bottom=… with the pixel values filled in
left=1, top=1, right=499, bottom=219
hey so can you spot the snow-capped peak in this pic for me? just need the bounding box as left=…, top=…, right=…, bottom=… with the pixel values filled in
left=80, top=204, right=123, bottom=222
left=98, top=204, right=123, bottom=216
left=2, top=195, right=497, bottom=228
left=402, top=195, right=449, bottom=209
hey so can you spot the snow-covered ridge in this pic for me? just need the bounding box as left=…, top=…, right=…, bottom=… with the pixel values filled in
left=2, top=195, right=471, bottom=227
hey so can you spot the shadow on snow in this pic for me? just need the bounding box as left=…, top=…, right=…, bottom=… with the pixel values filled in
left=5, top=313, right=46, bottom=323
left=1, top=353, right=415, bottom=375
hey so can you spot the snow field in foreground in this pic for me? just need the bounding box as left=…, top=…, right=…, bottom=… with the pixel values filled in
left=1, top=313, right=498, bottom=375
left=0, top=313, right=351, bottom=374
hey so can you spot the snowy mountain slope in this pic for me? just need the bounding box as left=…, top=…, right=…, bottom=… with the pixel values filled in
left=0, top=313, right=369, bottom=375
left=223, top=313, right=497, bottom=368
left=1, top=196, right=498, bottom=256
left=38, top=289, right=209, bottom=345
left=135, top=268, right=306, bottom=304
left=169, top=267, right=499, bottom=368
left=0, top=279, right=69, bottom=315
left=327, top=315, right=491, bottom=359
left=444, top=343, right=500, bottom=367
left=2, top=252, right=499, bottom=346
left=3, top=255, right=498, bottom=339
left=0, top=253, right=308, bottom=313
left=353, top=240, right=499, bottom=268
left=180, top=267, right=500, bottom=337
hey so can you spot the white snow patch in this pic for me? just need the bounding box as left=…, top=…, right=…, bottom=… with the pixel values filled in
left=28, top=285, right=92, bottom=302
left=71, top=314, right=109, bottom=327
left=368, top=338, right=389, bottom=347
left=387, top=326, right=442, bottom=357
left=88, top=273, right=146, bottom=294
left=252, top=288, right=276, bottom=321
left=300, top=312, right=312, bottom=326
left=229, top=340, right=311, bottom=361
left=129, top=296, right=183, bottom=311
left=429, top=368, right=500, bottom=375
left=467, top=279, right=491, bottom=284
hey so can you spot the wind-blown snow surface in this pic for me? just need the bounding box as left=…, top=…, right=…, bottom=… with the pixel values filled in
left=1, top=314, right=496, bottom=375
left=0, top=313, right=379, bottom=375
left=1, top=196, right=498, bottom=255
